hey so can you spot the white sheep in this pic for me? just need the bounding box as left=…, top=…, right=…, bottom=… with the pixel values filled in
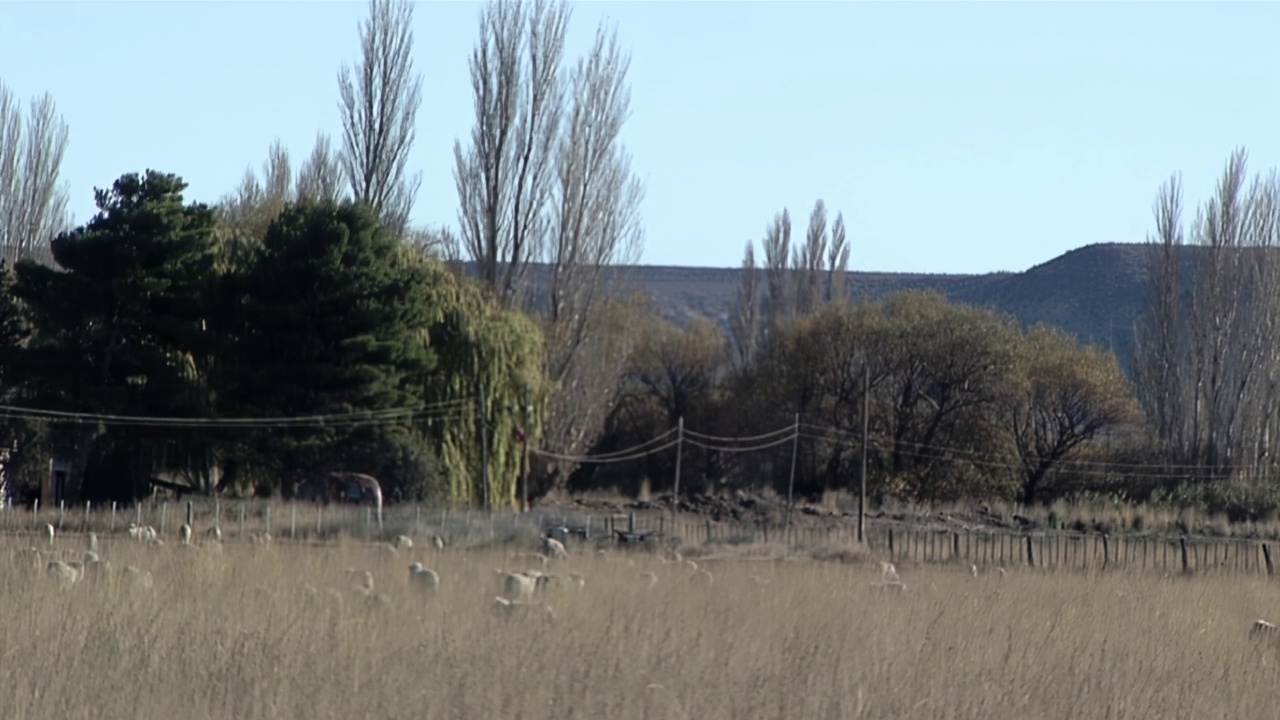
left=249, top=532, right=272, bottom=545
left=43, top=523, right=55, bottom=546
left=207, top=526, right=222, bottom=542
left=509, top=551, right=549, bottom=567
left=493, top=596, right=555, bottom=622
left=407, top=562, right=440, bottom=592
left=431, top=535, right=446, bottom=550
left=128, top=524, right=158, bottom=542
left=640, top=571, right=659, bottom=588
left=46, top=560, right=81, bottom=588
left=124, top=566, right=154, bottom=589
left=347, top=568, right=376, bottom=594
left=179, top=523, right=192, bottom=545
left=395, top=535, right=413, bottom=549
left=1252, top=619, right=1277, bottom=639
left=871, top=560, right=907, bottom=592
left=690, top=568, right=714, bottom=587
left=497, top=570, right=539, bottom=602
left=541, top=536, right=569, bottom=560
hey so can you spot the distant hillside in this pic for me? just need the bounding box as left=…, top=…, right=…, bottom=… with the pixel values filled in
left=467, top=243, right=1169, bottom=366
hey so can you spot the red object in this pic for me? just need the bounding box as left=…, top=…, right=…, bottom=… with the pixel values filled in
left=514, top=427, right=526, bottom=444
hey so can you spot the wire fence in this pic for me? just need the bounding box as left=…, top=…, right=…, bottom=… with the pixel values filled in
left=4, top=497, right=1279, bottom=579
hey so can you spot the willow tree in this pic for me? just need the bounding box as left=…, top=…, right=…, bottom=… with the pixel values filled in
left=414, top=268, right=548, bottom=508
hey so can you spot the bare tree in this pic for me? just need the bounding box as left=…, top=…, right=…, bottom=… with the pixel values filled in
left=296, top=132, right=344, bottom=204
left=217, top=140, right=296, bottom=244
left=730, top=241, right=760, bottom=371
left=762, top=208, right=793, bottom=326
left=0, top=82, right=70, bottom=268
left=827, top=211, right=849, bottom=305
left=338, top=0, right=423, bottom=239
left=454, top=0, right=569, bottom=305
left=793, top=199, right=828, bottom=315
left=1134, top=173, right=1187, bottom=458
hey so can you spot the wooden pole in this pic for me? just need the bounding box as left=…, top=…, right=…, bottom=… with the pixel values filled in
left=521, top=381, right=531, bottom=513
left=671, top=417, right=683, bottom=532
left=859, top=363, right=869, bottom=544
left=478, top=381, right=490, bottom=510
left=785, top=413, right=800, bottom=534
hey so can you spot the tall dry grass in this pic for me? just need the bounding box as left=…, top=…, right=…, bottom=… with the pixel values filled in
left=4, top=535, right=1280, bottom=719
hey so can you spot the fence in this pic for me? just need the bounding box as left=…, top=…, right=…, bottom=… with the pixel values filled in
left=4, top=499, right=1278, bottom=576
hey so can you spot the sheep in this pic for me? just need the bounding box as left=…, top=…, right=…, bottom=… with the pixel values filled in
left=43, top=523, right=55, bottom=546
left=345, top=568, right=373, bottom=591
left=640, top=571, right=659, bottom=588
left=431, top=535, right=446, bottom=551
left=86, top=532, right=99, bottom=553
left=509, top=551, right=549, bottom=567
left=179, top=523, right=192, bottom=546
left=567, top=572, right=586, bottom=590
left=879, top=561, right=901, bottom=584
left=46, top=560, right=81, bottom=588
left=128, top=524, right=158, bottom=542
left=497, top=570, right=539, bottom=602
left=871, top=560, right=907, bottom=592
left=249, top=532, right=272, bottom=546
left=408, top=562, right=440, bottom=592
left=206, top=526, right=223, bottom=542
left=970, top=564, right=979, bottom=578
left=690, top=568, right=714, bottom=587
left=541, top=536, right=569, bottom=560
left=493, top=596, right=555, bottom=622
left=394, top=535, right=413, bottom=549
left=81, top=552, right=111, bottom=582
left=1252, top=619, right=1277, bottom=640
left=123, top=566, right=154, bottom=590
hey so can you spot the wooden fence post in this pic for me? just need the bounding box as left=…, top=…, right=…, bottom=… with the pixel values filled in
left=1180, top=536, right=1190, bottom=574
left=1025, top=535, right=1035, bottom=568
left=1264, top=543, right=1274, bottom=576
left=1102, top=534, right=1110, bottom=569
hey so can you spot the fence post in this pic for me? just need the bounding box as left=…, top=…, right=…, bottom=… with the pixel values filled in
left=888, top=528, right=895, bottom=558
left=186, top=501, right=194, bottom=527
left=316, top=506, right=323, bottom=538
left=1025, top=535, right=1035, bottom=568
left=1180, top=535, right=1190, bottom=573
left=291, top=503, right=297, bottom=540
left=84, top=501, right=90, bottom=530
left=110, top=501, right=116, bottom=534
left=160, top=502, right=168, bottom=536
left=1264, top=543, right=1275, bottom=576
left=1102, top=534, right=1110, bottom=569
left=239, top=504, right=247, bottom=539
left=265, top=505, right=272, bottom=537
left=952, top=532, right=960, bottom=562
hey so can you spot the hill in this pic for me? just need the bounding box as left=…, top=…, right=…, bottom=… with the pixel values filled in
left=616, top=242, right=1155, bottom=363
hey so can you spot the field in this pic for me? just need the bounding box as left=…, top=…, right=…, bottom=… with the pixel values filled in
left=5, top=531, right=1280, bottom=720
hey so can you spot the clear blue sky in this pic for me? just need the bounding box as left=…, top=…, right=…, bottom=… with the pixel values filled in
left=2, top=1, right=1278, bottom=274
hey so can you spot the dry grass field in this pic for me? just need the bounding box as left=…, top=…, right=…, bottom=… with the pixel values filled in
left=4, top=533, right=1280, bottom=720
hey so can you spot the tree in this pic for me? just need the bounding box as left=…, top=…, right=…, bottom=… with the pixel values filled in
left=730, top=241, right=760, bottom=371
left=456, top=0, right=646, bottom=494
left=826, top=212, right=849, bottom=305
left=0, top=81, right=71, bottom=267
left=1004, top=325, right=1139, bottom=504
left=13, top=171, right=220, bottom=500
left=338, top=0, right=423, bottom=238
left=454, top=0, right=570, bottom=304
left=762, top=208, right=793, bottom=326
left=296, top=132, right=344, bottom=204
left=227, top=200, right=435, bottom=491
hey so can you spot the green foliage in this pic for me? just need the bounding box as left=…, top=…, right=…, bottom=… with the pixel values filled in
left=421, top=276, right=547, bottom=508
left=12, top=171, right=220, bottom=500
left=226, top=200, right=437, bottom=491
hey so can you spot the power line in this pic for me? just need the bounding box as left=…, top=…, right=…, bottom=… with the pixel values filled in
left=0, top=398, right=472, bottom=429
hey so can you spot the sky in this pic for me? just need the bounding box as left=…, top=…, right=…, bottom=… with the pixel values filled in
left=2, top=1, right=1280, bottom=275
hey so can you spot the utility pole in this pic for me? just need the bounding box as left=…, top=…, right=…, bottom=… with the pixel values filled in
left=520, top=381, right=531, bottom=513
left=859, top=363, right=869, bottom=544
left=785, top=413, right=800, bottom=535
left=671, top=417, right=683, bottom=532
left=478, top=381, right=490, bottom=510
